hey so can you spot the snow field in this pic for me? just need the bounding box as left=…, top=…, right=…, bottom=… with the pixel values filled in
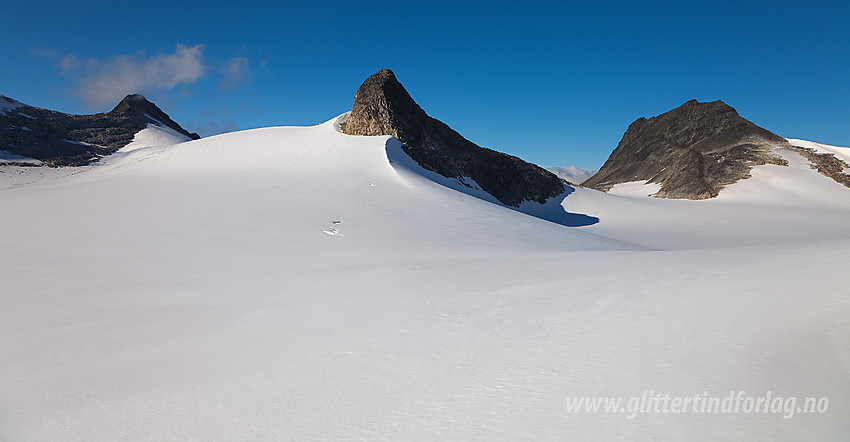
left=1, top=116, right=848, bottom=440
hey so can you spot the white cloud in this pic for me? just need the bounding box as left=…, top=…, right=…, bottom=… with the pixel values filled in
left=217, top=57, right=252, bottom=90
left=545, top=165, right=597, bottom=184
left=73, top=44, right=206, bottom=109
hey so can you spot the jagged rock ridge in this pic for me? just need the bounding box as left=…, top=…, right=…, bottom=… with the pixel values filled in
left=583, top=99, right=789, bottom=199
left=341, top=69, right=564, bottom=206
left=0, top=94, right=199, bottom=166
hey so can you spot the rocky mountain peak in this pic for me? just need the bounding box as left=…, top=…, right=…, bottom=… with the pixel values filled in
left=340, top=69, right=426, bottom=141
left=583, top=99, right=788, bottom=199
left=110, top=94, right=151, bottom=113
left=341, top=69, right=565, bottom=207
left=109, top=94, right=200, bottom=140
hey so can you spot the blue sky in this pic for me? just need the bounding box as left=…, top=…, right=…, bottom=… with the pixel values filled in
left=2, top=0, right=848, bottom=169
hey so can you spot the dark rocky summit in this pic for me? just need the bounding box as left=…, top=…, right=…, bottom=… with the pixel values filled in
left=341, top=69, right=564, bottom=206
left=583, top=100, right=789, bottom=199
left=0, top=94, right=199, bottom=166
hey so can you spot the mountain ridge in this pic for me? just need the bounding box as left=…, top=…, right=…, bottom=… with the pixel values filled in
left=0, top=93, right=199, bottom=166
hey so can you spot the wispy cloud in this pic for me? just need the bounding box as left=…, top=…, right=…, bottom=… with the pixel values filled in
left=59, top=54, right=78, bottom=73
left=189, top=105, right=266, bottom=137
left=68, top=44, right=206, bottom=109
left=191, top=117, right=241, bottom=136
left=39, top=44, right=258, bottom=111
left=31, top=48, right=60, bottom=58
left=218, top=57, right=252, bottom=90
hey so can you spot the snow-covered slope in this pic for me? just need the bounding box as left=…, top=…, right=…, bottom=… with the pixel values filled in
left=787, top=138, right=850, bottom=164
left=0, top=123, right=191, bottom=191
left=565, top=141, right=850, bottom=250
left=1, top=117, right=848, bottom=440
left=117, top=122, right=193, bottom=153
left=0, top=95, right=25, bottom=115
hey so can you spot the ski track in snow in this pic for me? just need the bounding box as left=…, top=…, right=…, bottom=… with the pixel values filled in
left=1, top=114, right=848, bottom=441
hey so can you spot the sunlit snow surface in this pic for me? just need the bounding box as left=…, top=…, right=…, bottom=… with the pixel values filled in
left=1, top=115, right=848, bottom=440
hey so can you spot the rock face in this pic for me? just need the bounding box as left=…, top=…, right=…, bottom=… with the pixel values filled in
left=0, top=94, right=199, bottom=166
left=583, top=99, right=789, bottom=199
left=341, top=69, right=564, bottom=206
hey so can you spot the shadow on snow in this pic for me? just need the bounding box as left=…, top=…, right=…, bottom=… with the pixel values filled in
left=384, top=139, right=599, bottom=228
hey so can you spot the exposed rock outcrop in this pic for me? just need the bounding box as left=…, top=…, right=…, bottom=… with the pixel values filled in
left=341, top=69, right=564, bottom=206
left=583, top=100, right=789, bottom=199
left=788, top=145, right=850, bottom=188
left=0, top=94, right=199, bottom=166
